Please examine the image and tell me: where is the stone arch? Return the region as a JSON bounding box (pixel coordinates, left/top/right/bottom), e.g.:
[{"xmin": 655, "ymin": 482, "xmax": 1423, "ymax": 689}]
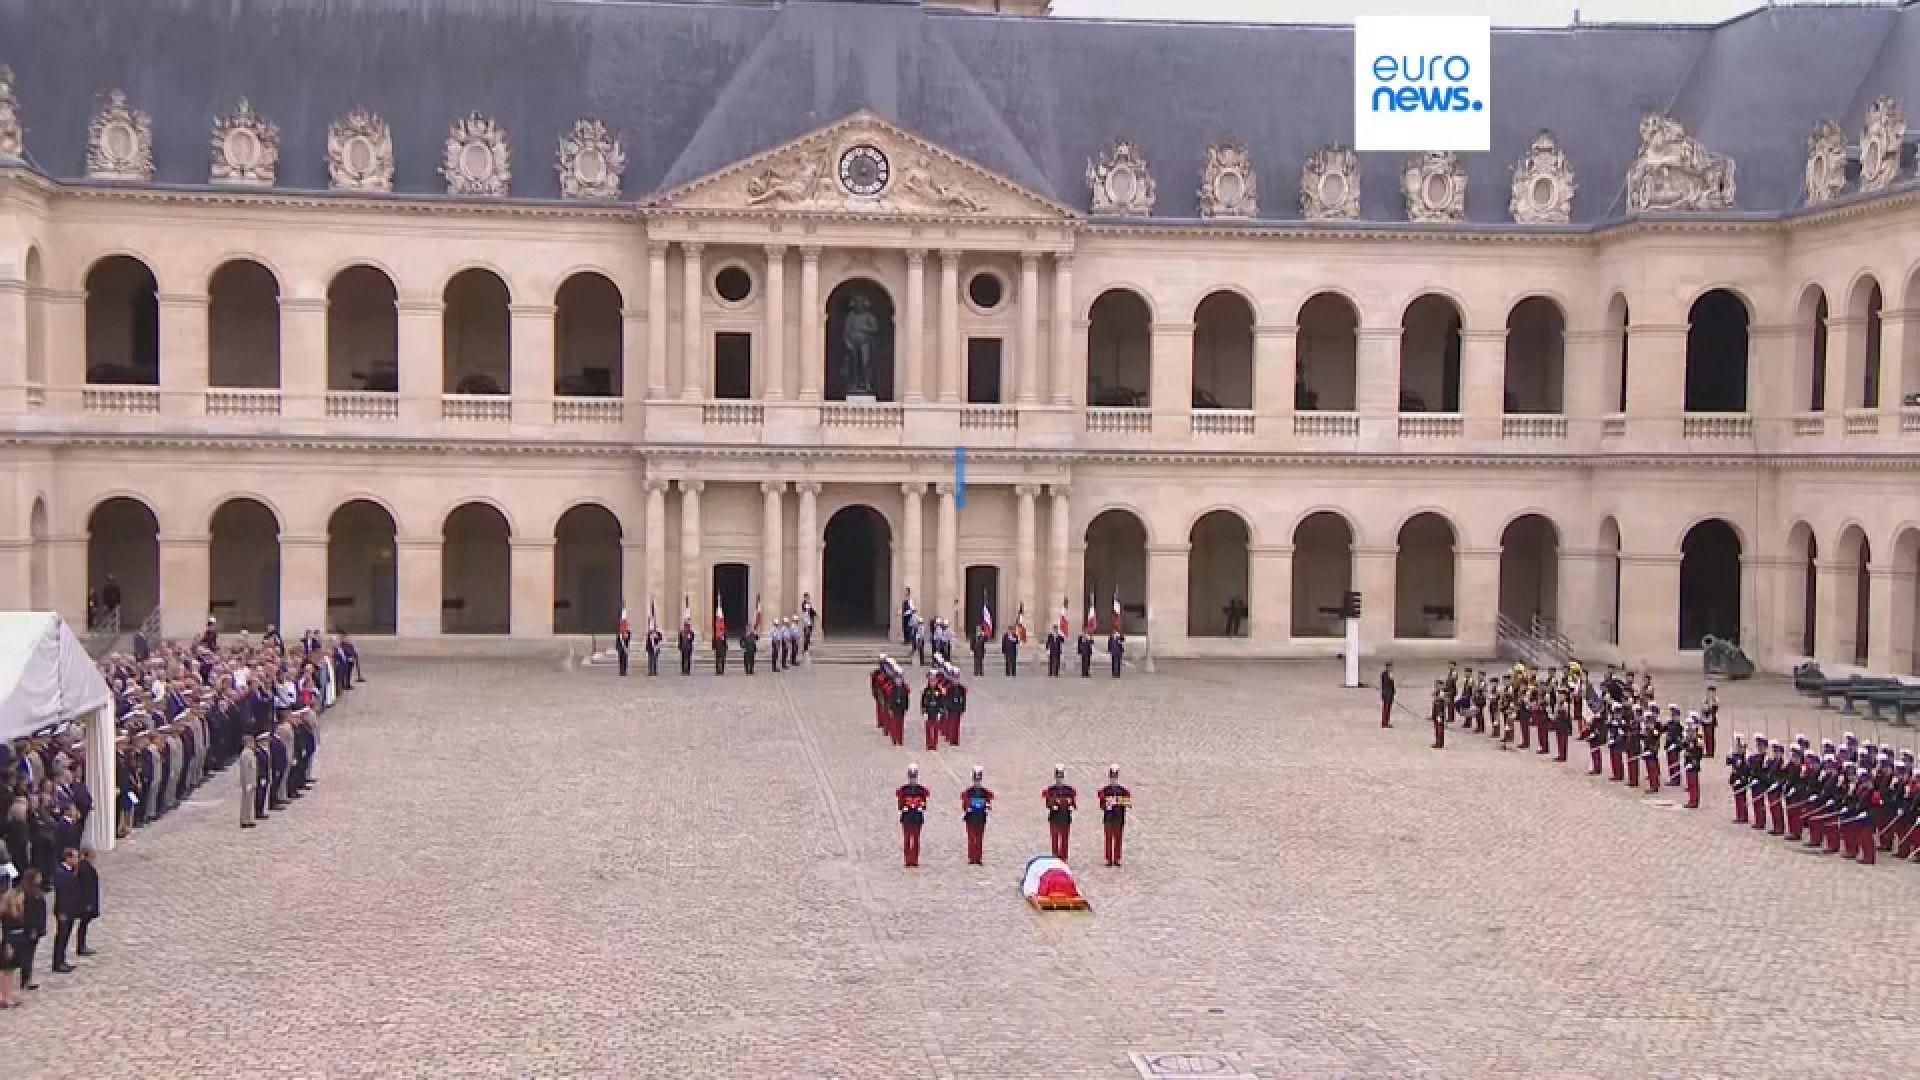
[
  {"xmin": 1785, "ymin": 520, "xmax": 1819, "ymax": 657},
  {"xmin": 1295, "ymin": 291, "xmax": 1358, "ymax": 411},
  {"xmin": 207, "ymin": 259, "xmax": 282, "ymax": 389},
  {"xmin": 1844, "ymin": 274, "xmax": 1885, "ymax": 409},
  {"xmin": 1290, "ymin": 510, "xmax": 1353, "ymax": 638},
  {"xmin": 554, "ymin": 502, "xmax": 624, "ymax": 634},
  {"xmin": 88, "ymin": 495, "xmax": 160, "ymax": 629},
  {"xmin": 85, "ymin": 255, "xmax": 160, "ymax": 385},
  {"xmin": 23, "ymin": 246, "xmax": 45, "ymax": 386},
  {"xmin": 1398, "ymin": 293, "xmax": 1463, "ymax": 413},
  {"xmin": 443, "ymin": 267, "xmax": 512, "ymax": 395},
  {"xmin": 1684, "ymin": 288, "xmax": 1751, "ymax": 412},
  {"xmin": 1083, "ymin": 507, "xmax": 1148, "ymax": 635},
  {"xmin": 327, "ymin": 499, "xmax": 398, "ymax": 634},
  {"xmin": 1191, "ymin": 290, "xmax": 1253, "ymax": 410},
  {"xmin": 1498, "ymin": 513, "xmax": 1560, "ymax": 629},
  {"xmin": 824, "ymin": 277, "xmax": 896, "ymax": 402},
  {"xmin": 443, "ymin": 501, "xmax": 512, "ymax": 633},
  {"xmin": 554, "ymin": 271, "xmax": 625, "ymax": 397},
  {"xmin": 1602, "ymin": 293, "xmax": 1630, "ymax": 414},
  {"xmin": 1395, "ymin": 511, "xmax": 1457, "ymax": 638},
  {"xmin": 1086, "ymin": 288, "xmax": 1153, "ymax": 407},
  {"xmin": 1834, "ymin": 524, "xmax": 1872, "ymax": 666},
  {"xmin": 1795, "ymin": 285, "xmax": 1830, "ymax": 412},
  {"xmin": 435, "ymin": 495, "xmax": 519, "ymax": 540},
  {"xmin": 1187, "ymin": 508, "xmax": 1251, "ymax": 637},
  {"xmin": 823, "ymin": 503, "xmax": 892, "ymax": 632},
  {"xmin": 28, "ymin": 496, "xmax": 49, "ymax": 611},
  {"xmin": 209, "ymin": 497, "xmax": 281, "ymax": 631},
  {"xmin": 1892, "ymin": 526, "xmax": 1920, "ymax": 674},
  {"xmin": 328, "ymin": 264, "xmax": 400, "ymax": 393},
  {"xmin": 1597, "ymin": 515, "xmax": 1623, "ymax": 645},
  {"xmin": 1678, "ymin": 518, "xmax": 1742, "ymax": 648},
  {"xmin": 1503, "ymin": 296, "xmax": 1565, "ymax": 413}
]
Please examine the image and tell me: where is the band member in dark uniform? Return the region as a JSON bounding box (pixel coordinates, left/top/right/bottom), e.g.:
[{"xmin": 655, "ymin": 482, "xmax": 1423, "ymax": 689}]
[
  {"xmin": 960, "ymin": 766, "xmax": 994, "ymax": 865},
  {"xmin": 1045, "ymin": 626, "xmax": 1065, "ymax": 677},
  {"xmin": 1584, "ymin": 701, "xmax": 1608, "ymax": 775},
  {"xmin": 896, "ymin": 764, "xmax": 928, "ymax": 868},
  {"xmin": 1098, "ymin": 765, "xmax": 1130, "ymax": 867},
  {"xmin": 943, "ymin": 665, "xmax": 967, "ymax": 747},
  {"xmin": 677, "ymin": 625, "xmax": 695, "ymax": 675},
  {"xmin": 886, "ymin": 667, "xmax": 909, "ymax": 748},
  {"xmin": 1077, "ymin": 632, "xmax": 1094, "ymax": 677},
  {"xmin": 1429, "ymin": 682, "xmax": 1446, "ymax": 749},
  {"xmin": 1378, "ymin": 663, "xmax": 1395, "ymax": 729},
  {"xmin": 1553, "ymin": 694, "xmax": 1572, "ymax": 762},
  {"xmin": 1683, "ymin": 731, "xmax": 1704, "ymax": 809},
  {"xmin": 1442, "ymin": 662, "xmax": 1459, "ymax": 726},
  {"xmin": 1043, "ymin": 765, "xmax": 1076, "ymax": 861}
]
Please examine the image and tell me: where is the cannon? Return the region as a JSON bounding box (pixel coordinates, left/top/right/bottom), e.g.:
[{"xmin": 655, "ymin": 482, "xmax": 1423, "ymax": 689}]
[{"xmin": 1700, "ymin": 635, "xmax": 1754, "ymax": 680}]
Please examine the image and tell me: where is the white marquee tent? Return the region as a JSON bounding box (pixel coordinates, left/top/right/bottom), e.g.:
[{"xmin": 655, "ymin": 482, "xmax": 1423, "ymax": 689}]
[{"xmin": 0, "ymin": 611, "xmax": 118, "ymax": 851}]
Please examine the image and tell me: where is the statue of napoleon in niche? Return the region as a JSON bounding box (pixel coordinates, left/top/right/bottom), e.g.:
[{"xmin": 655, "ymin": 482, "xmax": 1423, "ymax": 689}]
[{"xmin": 826, "ymin": 280, "xmax": 895, "ymax": 401}]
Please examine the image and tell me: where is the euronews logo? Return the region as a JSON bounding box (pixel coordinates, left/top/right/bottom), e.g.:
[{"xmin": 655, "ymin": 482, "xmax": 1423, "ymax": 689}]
[{"xmin": 1353, "ymin": 15, "xmax": 1490, "ymax": 153}]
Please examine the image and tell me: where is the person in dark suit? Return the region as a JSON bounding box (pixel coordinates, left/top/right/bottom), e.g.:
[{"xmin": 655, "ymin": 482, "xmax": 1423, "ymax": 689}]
[
  {"xmin": 741, "ymin": 628, "xmax": 758, "ymax": 675},
  {"xmin": 615, "ymin": 620, "xmax": 632, "ymax": 677},
  {"xmin": 713, "ymin": 629, "xmax": 729, "ymax": 676},
  {"xmin": 1107, "ymin": 631, "xmax": 1125, "ymax": 678},
  {"xmin": 1077, "ymin": 633, "xmax": 1094, "ymax": 677},
  {"xmin": 646, "ymin": 626, "xmax": 663, "ymax": 676},
  {"xmin": 1044, "ymin": 628, "xmax": 1064, "ymax": 677},
  {"xmin": 49, "ymin": 848, "xmax": 81, "ymax": 972},
  {"xmin": 1000, "ymin": 629, "xmax": 1019, "ymax": 676},
  {"xmin": 970, "ymin": 628, "xmax": 988, "ymax": 677},
  {"xmin": 73, "ymin": 849, "xmax": 100, "ymax": 957},
  {"xmin": 677, "ymin": 626, "xmax": 696, "ymax": 675}
]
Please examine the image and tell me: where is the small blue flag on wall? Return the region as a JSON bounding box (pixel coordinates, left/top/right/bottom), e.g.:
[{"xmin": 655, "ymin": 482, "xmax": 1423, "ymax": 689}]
[{"xmin": 954, "ymin": 447, "xmax": 967, "ymax": 509}]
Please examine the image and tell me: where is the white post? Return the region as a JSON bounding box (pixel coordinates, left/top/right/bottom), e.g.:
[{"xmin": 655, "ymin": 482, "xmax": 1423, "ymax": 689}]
[
  {"xmin": 84, "ymin": 704, "xmax": 117, "ymax": 853},
  {"xmin": 1344, "ymin": 616, "xmax": 1361, "ymax": 689}
]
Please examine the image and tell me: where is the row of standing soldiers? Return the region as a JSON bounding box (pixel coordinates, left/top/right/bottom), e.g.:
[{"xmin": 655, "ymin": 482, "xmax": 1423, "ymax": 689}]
[
  {"xmin": 893, "ymin": 763, "xmax": 1132, "ymax": 867},
  {"xmin": 869, "ymin": 656, "xmax": 969, "ymax": 750},
  {"xmin": 1726, "ymin": 734, "xmax": 1920, "ymax": 864}
]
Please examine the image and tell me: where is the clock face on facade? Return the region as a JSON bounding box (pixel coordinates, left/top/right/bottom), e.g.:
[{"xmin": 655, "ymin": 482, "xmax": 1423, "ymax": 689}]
[{"xmin": 838, "ymin": 144, "xmax": 890, "ymax": 196}]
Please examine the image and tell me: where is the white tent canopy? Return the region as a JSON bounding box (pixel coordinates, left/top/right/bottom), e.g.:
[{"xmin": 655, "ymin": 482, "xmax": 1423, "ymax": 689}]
[{"xmin": 0, "ymin": 612, "xmax": 119, "ymax": 851}]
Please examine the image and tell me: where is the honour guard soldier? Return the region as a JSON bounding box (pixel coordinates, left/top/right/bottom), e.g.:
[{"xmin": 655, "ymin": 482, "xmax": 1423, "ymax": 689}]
[
  {"xmin": 970, "ymin": 624, "xmax": 988, "ymax": 676},
  {"xmin": 1727, "ymin": 735, "xmax": 1749, "ymax": 823},
  {"xmin": 944, "ymin": 662, "xmax": 968, "ymax": 746},
  {"xmin": 677, "ymin": 623, "xmax": 695, "ymax": 675},
  {"xmin": 800, "ymin": 594, "xmax": 816, "ymax": 653},
  {"xmin": 1107, "ymin": 628, "xmax": 1126, "ymax": 677},
  {"xmin": 1553, "ymin": 693, "xmax": 1572, "ymax": 762},
  {"xmin": 1747, "ymin": 736, "xmax": 1773, "ymax": 832},
  {"xmin": 713, "ymin": 628, "xmax": 729, "ymax": 676},
  {"xmin": 646, "ymin": 621, "xmax": 664, "ymax": 676},
  {"xmin": 1640, "ymin": 717, "xmax": 1662, "ymax": 794},
  {"xmin": 1443, "ymin": 662, "xmax": 1459, "ymax": 726},
  {"xmin": 920, "ymin": 671, "xmax": 944, "ymax": 752},
  {"xmin": 1429, "ymin": 682, "xmax": 1447, "ymax": 749},
  {"xmin": 1045, "ymin": 625, "xmax": 1065, "ymax": 677},
  {"xmin": 1043, "ymin": 765, "xmax": 1077, "ymax": 861},
  {"xmin": 238, "ymin": 733, "xmax": 259, "ymax": 829},
  {"xmin": 871, "ymin": 658, "xmax": 891, "ymax": 733},
  {"xmin": 1765, "ymin": 742, "xmax": 1789, "ymax": 834},
  {"xmin": 1583, "ymin": 702, "xmax": 1607, "ymax": 775},
  {"xmin": 615, "ymin": 610, "xmax": 633, "ymax": 677},
  {"xmin": 960, "ymin": 766, "xmax": 994, "ymax": 865},
  {"xmin": 1663, "ymin": 706, "xmax": 1686, "ymax": 786},
  {"xmin": 886, "ymin": 666, "xmax": 909, "ymax": 747},
  {"xmin": 1378, "ymin": 663, "xmax": 1396, "ymax": 729},
  {"xmin": 1001, "ymin": 627, "xmax": 1020, "ymax": 676},
  {"xmin": 896, "ymin": 765, "xmax": 929, "ymax": 868},
  {"xmin": 1623, "ymin": 714, "xmax": 1641, "ymax": 786},
  {"xmin": 1098, "ymin": 765, "xmax": 1130, "ymax": 866},
  {"xmin": 1700, "ymin": 685, "xmax": 1720, "ymax": 756},
  {"xmin": 1077, "ymin": 630, "xmax": 1095, "ymax": 677},
  {"xmin": 1682, "ymin": 730, "xmax": 1704, "ymax": 808}
]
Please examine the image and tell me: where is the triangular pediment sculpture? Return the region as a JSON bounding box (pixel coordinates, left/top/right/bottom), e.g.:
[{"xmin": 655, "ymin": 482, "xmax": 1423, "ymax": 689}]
[{"xmin": 646, "ymin": 111, "xmax": 1076, "ymax": 220}]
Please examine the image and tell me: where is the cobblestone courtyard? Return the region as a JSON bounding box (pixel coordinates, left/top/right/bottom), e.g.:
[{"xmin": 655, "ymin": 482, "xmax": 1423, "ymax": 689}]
[{"xmin": 5, "ymin": 658, "xmax": 1917, "ymax": 1078}]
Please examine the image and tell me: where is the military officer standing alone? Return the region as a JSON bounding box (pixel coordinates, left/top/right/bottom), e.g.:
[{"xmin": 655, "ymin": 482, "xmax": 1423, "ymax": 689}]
[
  {"xmin": 741, "ymin": 624, "xmax": 758, "ymax": 674},
  {"xmin": 713, "ymin": 628, "xmax": 729, "ymax": 676},
  {"xmin": 1098, "ymin": 765, "xmax": 1130, "ymax": 867},
  {"xmin": 896, "ymin": 764, "xmax": 929, "ymax": 868},
  {"xmin": 961, "ymin": 766, "xmax": 994, "ymax": 865},
  {"xmin": 1429, "ymin": 681, "xmax": 1447, "ymax": 749},
  {"xmin": 1043, "ymin": 765, "xmax": 1077, "ymax": 861}
]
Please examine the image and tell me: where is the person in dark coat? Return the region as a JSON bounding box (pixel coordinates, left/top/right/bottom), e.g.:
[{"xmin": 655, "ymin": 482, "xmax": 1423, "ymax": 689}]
[
  {"xmin": 677, "ymin": 626, "xmax": 696, "ymax": 675},
  {"xmin": 1000, "ymin": 630, "xmax": 1019, "ymax": 676},
  {"xmin": 1077, "ymin": 632, "xmax": 1094, "ymax": 677},
  {"xmin": 1107, "ymin": 631, "xmax": 1126, "ymax": 678},
  {"xmin": 49, "ymin": 848, "xmax": 81, "ymax": 972},
  {"xmin": 970, "ymin": 628, "xmax": 988, "ymax": 677}
]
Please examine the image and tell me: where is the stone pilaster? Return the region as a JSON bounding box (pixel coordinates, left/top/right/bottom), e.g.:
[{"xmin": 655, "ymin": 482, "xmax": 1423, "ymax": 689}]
[
  {"xmin": 158, "ymin": 293, "xmax": 209, "ymax": 419},
  {"xmin": 278, "ymin": 533, "xmax": 328, "ymax": 635},
  {"xmin": 1017, "ymin": 253, "xmax": 1041, "ymax": 404},
  {"xmin": 761, "ymin": 481, "xmax": 786, "ymax": 614},
  {"xmin": 158, "ymin": 532, "xmax": 211, "ymax": 639},
  {"xmin": 900, "ymin": 482, "xmax": 924, "ymax": 619},
  {"xmin": 510, "ymin": 537, "xmax": 556, "ymax": 637},
  {"xmin": 1015, "ymin": 483, "xmax": 1038, "ymax": 628},
  {"xmin": 762, "ymin": 245, "xmax": 787, "ymax": 400},
  {"xmin": 1248, "ymin": 543, "xmax": 1291, "ymax": 643},
  {"xmin": 645, "ymin": 240, "xmax": 669, "ymax": 399},
  {"xmin": 679, "ymin": 242, "xmax": 705, "ymax": 399},
  {"xmin": 397, "ymin": 537, "xmax": 443, "ymax": 637}
]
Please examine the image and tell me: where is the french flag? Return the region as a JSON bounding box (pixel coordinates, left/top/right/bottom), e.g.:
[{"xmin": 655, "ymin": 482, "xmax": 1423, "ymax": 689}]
[
  {"xmin": 618, "ymin": 606, "xmax": 630, "ymax": 639},
  {"xmin": 980, "ymin": 597, "xmax": 994, "ymax": 639},
  {"xmin": 1084, "ymin": 594, "xmax": 1098, "ymax": 636},
  {"xmin": 681, "ymin": 597, "xmax": 693, "ymax": 636},
  {"xmin": 647, "ymin": 600, "xmax": 658, "ymax": 637},
  {"xmin": 714, "ymin": 595, "xmax": 727, "ymax": 640},
  {"xmin": 1111, "ymin": 589, "xmax": 1123, "ymax": 634},
  {"xmin": 1057, "ymin": 598, "xmax": 1070, "ymax": 639}
]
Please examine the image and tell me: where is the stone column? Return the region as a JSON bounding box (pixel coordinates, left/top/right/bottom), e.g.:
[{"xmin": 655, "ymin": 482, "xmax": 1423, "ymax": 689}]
[
  {"xmin": 157, "ymin": 533, "xmax": 211, "ymax": 640},
  {"xmin": 762, "ymin": 245, "xmax": 787, "ymax": 400},
  {"xmin": 510, "ymin": 303, "xmax": 556, "ymax": 423},
  {"xmin": 901, "ymin": 483, "xmax": 924, "ymax": 619},
  {"xmin": 1145, "ymin": 542, "xmax": 1189, "ymax": 657},
  {"xmin": 622, "ymin": 539, "xmax": 647, "ymax": 623},
  {"xmin": 903, "ymin": 249, "xmax": 927, "ymax": 403},
  {"xmin": 796, "ymin": 482, "xmax": 820, "ymax": 610},
  {"xmin": 1618, "ymin": 552, "xmax": 1681, "ymax": 665},
  {"xmin": 279, "ymin": 296, "xmax": 327, "ymax": 420},
  {"xmin": 159, "ymin": 293, "xmax": 210, "ymax": 419},
  {"xmin": 643, "ymin": 478, "xmax": 668, "ymax": 614},
  {"xmin": 679, "ymin": 479, "xmax": 705, "ymax": 620},
  {"xmin": 278, "ymin": 534, "xmax": 329, "ymax": 636},
  {"xmin": 510, "ymin": 538, "xmax": 556, "ymax": 637},
  {"xmin": 1556, "ymin": 546, "xmax": 1601, "ymax": 653},
  {"xmin": 397, "ymin": 537, "xmax": 443, "ymax": 637},
  {"xmin": 935, "ymin": 482, "xmax": 957, "ymax": 623},
  {"xmin": 1353, "ymin": 545, "xmax": 1397, "ymax": 650},
  {"xmin": 1813, "ymin": 558, "xmax": 1856, "ymax": 667},
  {"xmin": 1461, "ymin": 329, "xmax": 1506, "ymax": 441},
  {"xmin": 1253, "ymin": 324, "xmax": 1296, "ymax": 431},
  {"xmin": 1877, "ymin": 309, "xmax": 1909, "ymax": 414},
  {"xmin": 621, "ymin": 307, "xmax": 647, "ymax": 411},
  {"xmin": 1561, "ymin": 329, "xmax": 1607, "ymax": 451},
  {"xmin": 938, "ymin": 250, "xmax": 961, "ymax": 403},
  {"xmin": 1871, "ymin": 562, "xmax": 1915, "ymax": 674},
  {"xmin": 1048, "ymin": 486, "xmax": 1071, "ymax": 621},
  {"xmin": 1018, "ymin": 253, "xmax": 1041, "ymax": 404},
  {"xmin": 1050, "ymin": 255, "xmax": 1074, "ymax": 405},
  {"xmin": 679, "ymin": 242, "xmax": 705, "ymax": 399},
  {"xmin": 48, "ymin": 537, "xmax": 86, "ymax": 629},
  {"xmin": 1455, "ymin": 547, "xmax": 1502, "ymax": 655},
  {"xmin": 0, "ymin": 275, "xmax": 24, "ymax": 413},
  {"xmin": 1248, "ymin": 544, "xmax": 1292, "ymax": 645},
  {"xmin": 1150, "ymin": 322, "xmax": 1191, "ymax": 431},
  {"xmin": 397, "ymin": 296, "xmax": 442, "ymax": 425},
  {"xmin": 1015, "ymin": 484, "xmax": 1038, "ymax": 627},
  {"xmin": 1625, "ymin": 323, "xmax": 1687, "ymax": 445},
  {"xmin": 645, "ymin": 240, "xmax": 669, "ymax": 399},
  {"xmin": 1355, "ymin": 327, "xmax": 1401, "ymax": 448},
  {"xmin": 798, "ymin": 247, "xmax": 823, "ymax": 401},
  {"xmin": 761, "ymin": 481, "xmax": 786, "ymax": 613}
]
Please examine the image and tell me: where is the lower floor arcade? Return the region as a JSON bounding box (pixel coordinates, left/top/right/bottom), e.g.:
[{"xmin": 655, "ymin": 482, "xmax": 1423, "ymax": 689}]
[{"xmin": 3, "ymin": 448, "xmax": 1916, "ymax": 673}]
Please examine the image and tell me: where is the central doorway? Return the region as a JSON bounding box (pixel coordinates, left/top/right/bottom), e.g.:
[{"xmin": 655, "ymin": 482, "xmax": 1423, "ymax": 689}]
[
  {"xmin": 964, "ymin": 565, "xmax": 1001, "ymax": 637},
  {"xmin": 713, "ymin": 563, "xmax": 750, "ymax": 640},
  {"xmin": 823, "ymin": 504, "xmax": 891, "ymax": 634}
]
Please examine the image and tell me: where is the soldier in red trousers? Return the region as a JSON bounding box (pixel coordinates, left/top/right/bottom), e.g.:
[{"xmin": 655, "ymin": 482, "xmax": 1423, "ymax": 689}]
[
  {"xmin": 1098, "ymin": 765, "xmax": 1130, "ymax": 867},
  {"xmin": 1043, "ymin": 765, "xmax": 1077, "ymax": 860},
  {"xmin": 960, "ymin": 766, "xmax": 994, "ymax": 865},
  {"xmin": 896, "ymin": 764, "xmax": 928, "ymax": 868},
  {"xmin": 871, "ymin": 657, "xmax": 890, "ymax": 733},
  {"xmin": 1682, "ymin": 730, "xmax": 1704, "ymax": 809}
]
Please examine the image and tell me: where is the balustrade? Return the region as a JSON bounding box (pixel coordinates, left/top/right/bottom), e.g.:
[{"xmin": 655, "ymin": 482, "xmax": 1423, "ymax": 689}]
[
  {"xmin": 822, "ymin": 402, "xmax": 905, "ymax": 428},
  {"xmin": 1398, "ymin": 413, "xmax": 1463, "ymax": 438},
  {"xmin": 958, "ymin": 405, "xmax": 1017, "ymax": 431},
  {"xmin": 442, "ymin": 394, "xmax": 511, "ymax": 422},
  {"xmin": 1292, "ymin": 411, "xmax": 1359, "ymax": 437},
  {"xmin": 1844, "ymin": 409, "xmax": 1881, "ymax": 436},
  {"xmin": 82, "ymin": 386, "xmax": 161, "ymax": 415},
  {"xmin": 325, "ymin": 391, "xmax": 398, "ymax": 420},
  {"xmin": 702, "ymin": 401, "xmax": 765, "ymax": 426},
  {"xmin": 553, "ymin": 397, "xmax": 623, "ymax": 425},
  {"xmin": 204, "ymin": 388, "xmax": 282, "ymax": 417},
  {"xmin": 1191, "ymin": 409, "xmax": 1255, "ymax": 435},
  {"xmin": 1499, "ymin": 414, "xmax": 1566, "ymax": 440},
  {"xmin": 1084, "ymin": 406, "xmax": 1151, "ymax": 434},
  {"xmin": 1680, "ymin": 413, "xmax": 1753, "ymax": 439},
  {"xmin": 1790, "ymin": 413, "xmax": 1824, "ymax": 437}
]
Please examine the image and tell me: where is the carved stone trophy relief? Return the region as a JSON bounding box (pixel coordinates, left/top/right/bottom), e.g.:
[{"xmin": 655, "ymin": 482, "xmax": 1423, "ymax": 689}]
[
  {"xmin": 87, "ymin": 90, "xmax": 154, "ymax": 181},
  {"xmin": 327, "ymin": 106, "xmax": 394, "ymax": 193},
  {"xmin": 1198, "ymin": 141, "xmax": 1257, "ymax": 219},
  {"xmin": 442, "ymin": 112, "xmax": 510, "ymax": 197},
  {"xmin": 1509, "ymin": 131, "xmax": 1574, "ymax": 225},
  {"xmin": 1402, "ymin": 151, "xmax": 1466, "ymax": 223},
  {"xmin": 1803, "ymin": 119, "xmax": 1847, "ymax": 207},
  {"xmin": 556, "ymin": 117, "xmax": 625, "ymax": 199},
  {"xmin": 0, "ymin": 66, "xmax": 22, "ymax": 159},
  {"xmin": 210, "ymin": 99, "xmax": 280, "ymax": 187},
  {"xmin": 1086, "ymin": 138, "xmax": 1155, "ymax": 216},
  {"xmin": 1626, "ymin": 113, "xmax": 1735, "ymax": 212},
  {"xmin": 1300, "ymin": 144, "xmax": 1359, "ymax": 220},
  {"xmin": 1859, "ymin": 96, "xmax": 1906, "ymax": 194}
]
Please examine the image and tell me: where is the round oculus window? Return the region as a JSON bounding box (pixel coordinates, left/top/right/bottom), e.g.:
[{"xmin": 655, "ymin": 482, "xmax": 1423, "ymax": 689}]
[
  {"xmin": 966, "ymin": 272, "xmax": 1004, "ymax": 311},
  {"xmin": 714, "ymin": 265, "xmax": 753, "ymax": 304}
]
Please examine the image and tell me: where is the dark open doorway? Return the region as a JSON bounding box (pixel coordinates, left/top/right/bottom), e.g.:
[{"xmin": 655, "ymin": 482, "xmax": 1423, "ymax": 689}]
[
  {"xmin": 713, "ymin": 562, "xmax": 750, "ymax": 640},
  {"xmin": 823, "ymin": 505, "xmax": 890, "ymax": 633},
  {"xmin": 964, "ymin": 565, "xmax": 1001, "ymax": 637}
]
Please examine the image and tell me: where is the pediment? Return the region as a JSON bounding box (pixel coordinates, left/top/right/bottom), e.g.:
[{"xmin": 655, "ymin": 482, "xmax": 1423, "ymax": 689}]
[{"xmin": 645, "ymin": 111, "xmax": 1076, "ymax": 221}]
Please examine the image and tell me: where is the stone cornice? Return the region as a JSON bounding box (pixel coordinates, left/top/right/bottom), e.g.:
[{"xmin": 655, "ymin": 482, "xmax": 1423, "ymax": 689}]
[{"xmin": 45, "ymin": 178, "xmax": 636, "ymax": 222}]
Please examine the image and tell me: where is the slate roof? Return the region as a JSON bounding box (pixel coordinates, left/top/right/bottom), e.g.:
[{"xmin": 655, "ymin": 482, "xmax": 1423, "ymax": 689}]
[{"xmin": 0, "ymin": 0, "xmax": 1910, "ymax": 223}]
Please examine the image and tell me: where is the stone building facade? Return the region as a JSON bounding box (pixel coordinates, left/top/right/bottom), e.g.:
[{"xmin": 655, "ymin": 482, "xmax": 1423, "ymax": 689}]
[{"xmin": 1, "ymin": 0, "xmax": 1918, "ymax": 670}]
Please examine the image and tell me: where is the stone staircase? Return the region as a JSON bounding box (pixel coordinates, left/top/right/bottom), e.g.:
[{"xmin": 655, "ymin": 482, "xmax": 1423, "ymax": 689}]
[{"xmin": 1495, "ymin": 613, "xmax": 1573, "ymax": 669}]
